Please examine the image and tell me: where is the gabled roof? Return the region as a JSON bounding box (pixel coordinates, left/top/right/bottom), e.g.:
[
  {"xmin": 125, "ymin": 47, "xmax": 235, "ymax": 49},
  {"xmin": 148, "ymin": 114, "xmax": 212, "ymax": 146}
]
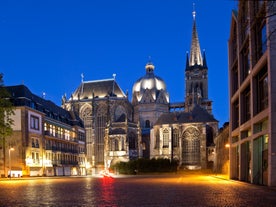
[
  {"xmin": 155, "ymin": 105, "xmax": 217, "ymax": 125},
  {"xmin": 71, "ymin": 79, "xmax": 126, "ymax": 100}
]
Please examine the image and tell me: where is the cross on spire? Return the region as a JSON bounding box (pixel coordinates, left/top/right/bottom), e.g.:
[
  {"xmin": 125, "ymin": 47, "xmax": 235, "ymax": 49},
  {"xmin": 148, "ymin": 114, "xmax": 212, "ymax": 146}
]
[{"xmin": 192, "ymin": 3, "xmax": 196, "ymax": 20}]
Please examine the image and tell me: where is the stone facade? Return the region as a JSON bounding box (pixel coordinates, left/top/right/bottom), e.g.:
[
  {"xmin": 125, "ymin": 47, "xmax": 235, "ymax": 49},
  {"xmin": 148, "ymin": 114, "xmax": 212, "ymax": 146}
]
[
  {"xmin": 62, "ymin": 79, "xmax": 142, "ymax": 174},
  {"xmin": 148, "ymin": 10, "xmax": 218, "ymax": 169},
  {"xmin": 61, "ymin": 9, "xmax": 219, "ymax": 173},
  {"xmin": 1, "ymin": 85, "xmax": 86, "ymax": 177}
]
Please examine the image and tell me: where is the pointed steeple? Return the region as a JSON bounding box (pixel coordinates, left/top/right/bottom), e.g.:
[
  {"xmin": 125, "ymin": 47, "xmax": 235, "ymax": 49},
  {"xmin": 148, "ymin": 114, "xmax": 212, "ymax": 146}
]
[{"xmin": 189, "ymin": 6, "xmax": 203, "ymax": 66}]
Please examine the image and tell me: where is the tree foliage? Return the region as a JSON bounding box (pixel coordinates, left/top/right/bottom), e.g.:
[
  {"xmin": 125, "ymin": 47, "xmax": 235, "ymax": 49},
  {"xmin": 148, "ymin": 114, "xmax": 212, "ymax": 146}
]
[
  {"xmin": 0, "ymin": 73, "xmax": 14, "ymax": 146},
  {"xmin": 111, "ymin": 158, "xmax": 178, "ymax": 174}
]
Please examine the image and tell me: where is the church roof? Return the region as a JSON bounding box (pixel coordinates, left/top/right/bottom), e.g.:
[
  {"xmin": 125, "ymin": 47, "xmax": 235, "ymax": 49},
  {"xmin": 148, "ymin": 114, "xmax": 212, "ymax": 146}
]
[
  {"xmin": 155, "ymin": 105, "xmax": 217, "ymax": 125},
  {"xmin": 71, "ymin": 79, "xmax": 126, "ymax": 100},
  {"xmin": 132, "ymin": 61, "xmax": 169, "ymax": 104}
]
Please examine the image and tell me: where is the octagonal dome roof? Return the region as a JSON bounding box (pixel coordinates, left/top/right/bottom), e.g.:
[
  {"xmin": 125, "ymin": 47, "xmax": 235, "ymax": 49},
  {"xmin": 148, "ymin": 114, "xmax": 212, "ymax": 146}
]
[{"xmin": 132, "ymin": 62, "xmax": 169, "ymax": 103}]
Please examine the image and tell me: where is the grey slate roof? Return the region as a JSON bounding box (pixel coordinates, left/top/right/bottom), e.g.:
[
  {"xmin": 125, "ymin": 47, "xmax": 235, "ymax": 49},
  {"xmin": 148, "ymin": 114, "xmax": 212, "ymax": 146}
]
[
  {"xmin": 71, "ymin": 79, "xmax": 126, "ymax": 100},
  {"xmin": 155, "ymin": 105, "xmax": 217, "ymax": 125},
  {"xmin": 5, "ymin": 85, "xmax": 83, "ymax": 127}
]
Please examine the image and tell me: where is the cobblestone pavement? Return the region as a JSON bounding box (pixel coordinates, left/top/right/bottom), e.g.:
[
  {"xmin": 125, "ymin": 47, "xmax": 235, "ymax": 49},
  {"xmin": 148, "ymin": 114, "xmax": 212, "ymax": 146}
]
[{"xmin": 0, "ymin": 173, "xmax": 275, "ymax": 207}]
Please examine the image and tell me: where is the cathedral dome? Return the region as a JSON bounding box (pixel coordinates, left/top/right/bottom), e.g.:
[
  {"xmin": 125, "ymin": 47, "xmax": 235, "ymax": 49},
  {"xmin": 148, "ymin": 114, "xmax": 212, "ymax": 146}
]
[{"xmin": 132, "ymin": 62, "xmax": 169, "ymax": 103}]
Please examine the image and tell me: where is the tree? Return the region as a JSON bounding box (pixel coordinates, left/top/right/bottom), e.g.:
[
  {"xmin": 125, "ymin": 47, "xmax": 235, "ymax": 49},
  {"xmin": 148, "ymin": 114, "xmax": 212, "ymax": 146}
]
[
  {"xmin": 0, "ymin": 73, "xmax": 14, "ymax": 141},
  {"xmin": 0, "ymin": 73, "xmax": 14, "ymax": 177}
]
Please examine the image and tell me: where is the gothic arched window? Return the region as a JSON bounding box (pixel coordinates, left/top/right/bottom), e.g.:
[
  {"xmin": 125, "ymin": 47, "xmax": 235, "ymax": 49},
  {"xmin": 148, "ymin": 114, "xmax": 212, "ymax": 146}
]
[
  {"xmin": 114, "ymin": 105, "xmax": 126, "ymax": 121},
  {"xmin": 182, "ymin": 127, "xmax": 200, "ymax": 166},
  {"xmin": 110, "ymin": 138, "xmax": 119, "ymax": 151},
  {"xmin": 128, "ymin": 133, "xmax": 136, "ymax": 150},
  {"xmin": 163, "ymin": 128, "xmax": 169, "ymax": 148},
  {"xmin": 155, "ymin": 129, "xmax": 160, "ymax": 149},
  {"xmin": 173, "ymin": 128, "xmax": 179, "ymax": 147}
]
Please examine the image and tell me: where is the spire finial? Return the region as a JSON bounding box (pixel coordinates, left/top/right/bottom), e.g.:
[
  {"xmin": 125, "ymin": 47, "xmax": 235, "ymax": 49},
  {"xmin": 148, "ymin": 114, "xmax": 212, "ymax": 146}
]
[
  {"xmin": 145, "ymin": 56, "xmax": 155, "ymax": 73},
  {"xmin": 148, "ymin": 55, "xmax": 152, "ymax": 64},
  {"xmin": 112, "ymin": 73, "xmax": 116, "ymax": 96},
  {"xmin": 192, "ymin": 3, "xmax": 196, "ymax": 20},
  {"xmin": 81, "ymin": 73, "xmax": 84, "ymax": 82},
  {"xmin": 189, "ymin": 3, "xmax": 203, "ymax": 67}
]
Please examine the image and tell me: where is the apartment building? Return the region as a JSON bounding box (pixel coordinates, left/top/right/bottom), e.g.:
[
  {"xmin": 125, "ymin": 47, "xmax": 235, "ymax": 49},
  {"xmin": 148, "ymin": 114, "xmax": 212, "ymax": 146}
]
[{"xmin": 1, "ymin": 85, "xmax": 86, "ymax": 177}]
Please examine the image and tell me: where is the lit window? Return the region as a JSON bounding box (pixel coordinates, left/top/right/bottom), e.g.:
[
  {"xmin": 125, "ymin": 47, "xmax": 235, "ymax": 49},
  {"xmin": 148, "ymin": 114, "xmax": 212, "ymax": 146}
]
[
  {"xmin": 155, "ymin": 130, "xmax": 160, "ymax": 149},
  {"xmin": 173, "ymin": 128, "xmax": 179, "ymax": 147},
  {"xmin": 182, "ymin": 127, "xmax": 200, "ymax": 165},
  {"xmin": 163, "ymin": 129, "xmax": 169, "ymax": 148}
]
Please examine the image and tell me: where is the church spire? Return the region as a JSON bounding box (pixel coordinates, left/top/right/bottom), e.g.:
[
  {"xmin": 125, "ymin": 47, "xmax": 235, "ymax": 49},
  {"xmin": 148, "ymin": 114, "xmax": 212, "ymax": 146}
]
[{"xmin": 189, "ymin": 5, "xmax": 203, "ymax": 66}]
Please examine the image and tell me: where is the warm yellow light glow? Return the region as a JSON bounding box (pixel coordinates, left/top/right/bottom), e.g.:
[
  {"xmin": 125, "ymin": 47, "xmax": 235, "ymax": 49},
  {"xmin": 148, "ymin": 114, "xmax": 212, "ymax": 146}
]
[
  {"xmin": 86, "ymin": 162, "xmax": 91, "ymax": 169},
  {"xmin": 44, "ymin": 159, "xmax": 53, "ymax": 167},
  {"xmin": 225, "ymin": 143, "xmax": 230, "ymax": 148},
  {"xmin": 26, "ymin": 157, "xmax": 33, "ymax": 165}
]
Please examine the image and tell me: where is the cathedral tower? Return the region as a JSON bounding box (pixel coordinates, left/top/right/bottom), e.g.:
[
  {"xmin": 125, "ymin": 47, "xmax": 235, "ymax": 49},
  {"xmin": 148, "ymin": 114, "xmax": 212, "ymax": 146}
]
[
  {"xmin": 185, "ymin": 9, "xmax": 212, "ymax": 113},
  {"xmin": 132, "ymin": 61, "xmax": 169, "ymax": 128}
]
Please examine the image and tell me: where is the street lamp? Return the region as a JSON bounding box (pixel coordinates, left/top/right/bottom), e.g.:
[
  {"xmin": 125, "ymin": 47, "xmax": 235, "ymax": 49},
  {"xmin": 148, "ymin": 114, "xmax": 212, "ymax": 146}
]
[{"xmin": 9, "ymin": 147, "xmax": 14, "ymax": 179}]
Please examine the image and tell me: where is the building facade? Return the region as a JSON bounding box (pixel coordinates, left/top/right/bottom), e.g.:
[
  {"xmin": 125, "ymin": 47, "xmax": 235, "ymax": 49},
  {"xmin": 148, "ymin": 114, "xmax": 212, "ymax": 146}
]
[
  {"xmin": 214, "ymin": 122, "xmax": 230, "ymax": 176},
  {"xmin": 145, "ymin": 10, "xmax": 218, "ymax": 170},
  {"xmin": 151, "ymin": 106, "xmax": 218, "ymax": 170},
  {"xmin": 62, "ymin": 79, "xmax": 142, "ymax": 174},
  {"xmin": 228, "ymin": 0, "xmax": 276, "ymax": 186},
  {"xmin": 132, "ymin": 61, "xmax": 170, "ymax": 159},
  {"xmin": 1, "ymin": 85, "xmax": 86, "ymax": 177},
  {"xmin": 62, "ymin": 9, "xmax": 219, "ymax": 172}
]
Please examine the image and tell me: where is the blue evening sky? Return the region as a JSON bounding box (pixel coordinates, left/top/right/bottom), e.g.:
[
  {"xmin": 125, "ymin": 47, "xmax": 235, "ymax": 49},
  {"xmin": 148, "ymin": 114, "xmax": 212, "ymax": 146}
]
[{"xmin": 0, "ymin": 0, "xmax": 237, "ymax": 127}]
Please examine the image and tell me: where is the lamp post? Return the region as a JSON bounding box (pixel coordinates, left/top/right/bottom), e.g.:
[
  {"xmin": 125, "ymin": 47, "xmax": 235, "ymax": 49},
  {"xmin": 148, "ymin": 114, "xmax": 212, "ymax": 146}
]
[{"xmin": 8, "ymin": 147, "xmax": 14, "ymax": 179}]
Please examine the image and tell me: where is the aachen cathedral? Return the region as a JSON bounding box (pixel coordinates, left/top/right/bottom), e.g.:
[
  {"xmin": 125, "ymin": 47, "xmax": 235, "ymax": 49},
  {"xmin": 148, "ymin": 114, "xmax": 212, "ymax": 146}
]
[{"xmin": 61, "ymin": 10, "xmax": 218, "ymax": 174}]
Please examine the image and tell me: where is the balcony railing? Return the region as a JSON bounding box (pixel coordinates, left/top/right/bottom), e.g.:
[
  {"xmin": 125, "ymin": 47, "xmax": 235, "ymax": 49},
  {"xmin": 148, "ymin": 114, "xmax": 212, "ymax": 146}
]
[
  {"xmin": 52, "ymin": 160, "xmax": 78, "ymax": 166},
  {"xmin": 45, "ymin": 146, "xmax": 78, "ymax": 154},
  {"xmin": 44, "ymin": 131, "xmax": 78, "ymax": 143}
]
